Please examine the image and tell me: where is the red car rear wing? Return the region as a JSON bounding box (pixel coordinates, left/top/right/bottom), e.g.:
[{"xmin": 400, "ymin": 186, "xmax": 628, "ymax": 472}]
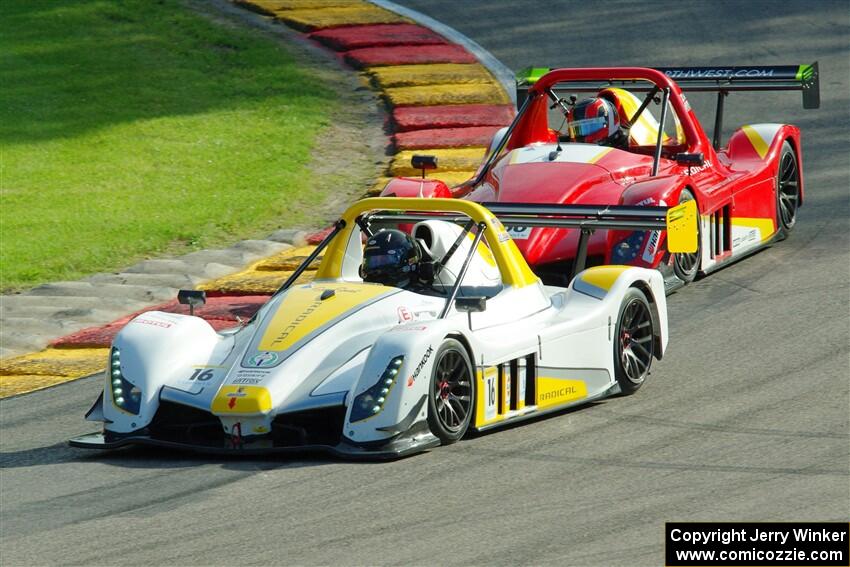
[{"xmin": 516, "ymin": 64, "xmax": 819, "ymax": 149}]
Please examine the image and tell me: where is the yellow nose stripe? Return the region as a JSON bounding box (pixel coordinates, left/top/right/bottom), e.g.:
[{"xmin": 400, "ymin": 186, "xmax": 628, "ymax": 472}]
[{"xmin": 258, "ymin": 283, "xmax": 392, "ymax": 352}]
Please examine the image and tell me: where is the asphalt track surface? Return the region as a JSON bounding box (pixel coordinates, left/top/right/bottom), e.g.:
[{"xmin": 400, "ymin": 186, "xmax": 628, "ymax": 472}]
[{"xmin": 2, "ymin": 2, "xmax": 848, "ymax": 565}]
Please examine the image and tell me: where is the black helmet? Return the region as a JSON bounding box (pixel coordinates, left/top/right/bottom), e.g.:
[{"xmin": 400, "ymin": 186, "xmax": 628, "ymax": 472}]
[{"xmin": 361, "ymin": 229, "xmax": 421, "ymax": 286}]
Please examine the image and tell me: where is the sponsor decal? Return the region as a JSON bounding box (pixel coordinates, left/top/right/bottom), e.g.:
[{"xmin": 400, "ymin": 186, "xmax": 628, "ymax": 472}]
[
  {"xmin": 680, "ymin": 159, "xmax": 712, "ymax": 175},
  {"xmin": 248, "ymin": 351, "xmax": 279, "ymax": 368},
  {"xmin": 539, "ymin": 385, "xmax": 577, "ymax": 402},
  {"xmin": 268, "ymin": 300, "xmax": 323, "ymax": 349},
  {"xmin": 231, "ymin": 369, "xmax": 269, "ymax": 385},
  {"xmin": 234, "ymin": 369, "xmax": 269, "ymax": 379},
  {"xmin": 536, "ymin": 377, "xmax": 587, "ymax": 407},
  {"xmin": 226, "ymin": 387, "xmax": 248, "ymax": 409},
  {"xmin": 132, "ymin": 318, "xmax": 172, "ymax": 329},
  {"xmin": 396, "ymin": 325, "xmax": 428, "ymax": 332},
  {"xmin": 252, "ymin": 425, "xmax": 269, "ymax": 434},
  {"xmin": 397, "ymin": 306, "xmax": 413, "ymax": 323},
  {"xmin": 664, "ymin": 68, "xmax": 775, "ymax": 79},
  {"xmin": 732, "ymin": 229, "xmax": 759, "ymax": 248},
  {"xmin": 407, "ymin": 345, "xmax": 433, "ymax": 387},
  {"xmin": 642, "ymin": 230, "xmax": 661, "ymax": 263},
  {"xmin": 489, "ymin": 219, "xmax": 510, "ymax": 242},
  {"xmin": 506, "ymin": 226, "xmax": 532, "ymax": 240},
  {"xmin": 634, "ymin": 197, "xmax": 656, "ymax": 207}
]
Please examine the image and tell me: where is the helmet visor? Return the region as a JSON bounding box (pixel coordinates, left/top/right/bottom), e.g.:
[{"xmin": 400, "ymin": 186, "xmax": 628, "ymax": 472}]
[
  {"xmin": 568, "ymin": 116, "xmax": 607, "ymax": 137},
  {"xmin": 363, "ymin": 253, "xmax": 403, "ymax": 270}
]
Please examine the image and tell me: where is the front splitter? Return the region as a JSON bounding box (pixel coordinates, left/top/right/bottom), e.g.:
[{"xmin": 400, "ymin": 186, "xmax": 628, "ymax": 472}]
[{"xmin": 69, "ymin": 431, "xmax": 440, "ymax": 461}]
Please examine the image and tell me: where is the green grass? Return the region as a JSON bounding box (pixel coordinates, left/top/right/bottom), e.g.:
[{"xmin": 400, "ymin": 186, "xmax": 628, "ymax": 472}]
[{"xmin": 0, "ymin": 0, "xmax": 337, "ymax": 291}]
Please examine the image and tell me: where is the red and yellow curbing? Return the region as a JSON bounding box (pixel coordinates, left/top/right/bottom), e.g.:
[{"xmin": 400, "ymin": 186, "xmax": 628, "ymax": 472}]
[
  {"xmin": 273, "ymin": 5, "xmax": 410, "ymax": 32},
  {"xmin": 0, "ymin": 348, "xmax": 109, "ymax": 399},
  {"xmin": 310, "ymin": 23, "xmax": 447, "ymax": 50}
]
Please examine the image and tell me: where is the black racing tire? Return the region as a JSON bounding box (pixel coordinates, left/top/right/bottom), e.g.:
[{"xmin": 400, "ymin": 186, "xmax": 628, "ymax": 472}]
[
  {"xmin": 614, "ymin": 288, "xmax": 655, "ymax": 395},
  {"xmin": 426, "ymin": 338, "xmax": 474, "ymax": 445},
  {"xmin": 775, "ymin": 141, "xmax": 800, "ymax": 238},
  {"xmin": 672, "ymin": 188, "xmax": 700, "ymax": 283}
]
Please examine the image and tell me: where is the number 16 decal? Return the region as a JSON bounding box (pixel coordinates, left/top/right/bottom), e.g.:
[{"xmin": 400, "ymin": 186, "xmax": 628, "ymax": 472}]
[
  {"xmin": 188, "ymin": 368, "xmax": 215, "ymax": 381},
  {"xmin": 484, "ymin": 368, "xmax": 497, "ymax": 420}
]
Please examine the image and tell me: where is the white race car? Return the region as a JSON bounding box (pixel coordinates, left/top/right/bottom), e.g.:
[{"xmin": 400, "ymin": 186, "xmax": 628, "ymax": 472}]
[{"xmin": 71, "ymin": 197, "xmax": 696, "ymax": 458}]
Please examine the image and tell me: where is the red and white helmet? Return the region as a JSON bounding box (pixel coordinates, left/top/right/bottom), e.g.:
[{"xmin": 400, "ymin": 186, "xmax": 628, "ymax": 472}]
[{"xmin": 566, "ymin": 97, "xmax": 620, "ymax": 144}]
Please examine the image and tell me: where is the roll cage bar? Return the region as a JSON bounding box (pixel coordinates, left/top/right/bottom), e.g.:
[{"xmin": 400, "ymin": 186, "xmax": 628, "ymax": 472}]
[{"xmin": 272, "ymin": 198, "xmax": 697, "ymax": 314}]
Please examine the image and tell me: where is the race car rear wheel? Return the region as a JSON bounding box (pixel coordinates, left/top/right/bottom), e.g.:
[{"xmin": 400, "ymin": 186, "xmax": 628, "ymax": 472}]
[
  {"xmin": 672, "ymin": 189, "xmax": 700, "ymax": 283},
  {"xmin": 614, "ymin": 288, "xmax": 654, "ymax": 395},
  {"xmin": 427, "ymin": 338, "xmax": 474, "ymax": 444},
  {"xmin": 776, "ymin": 141, "xmax": 799, "ymax": 236}
]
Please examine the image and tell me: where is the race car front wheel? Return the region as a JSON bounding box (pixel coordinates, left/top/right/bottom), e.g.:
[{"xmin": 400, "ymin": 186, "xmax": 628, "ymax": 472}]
[
  {"xmin": 672, "ymin": 189, "xmax": 700, "ymax": 283},
  {"xmin": 427, "ymin": 338, "xmax": 474, "ymax": 444},
  {"xmin": 614, "ymin": 288, "xmax": 654, "ymax": 395},
  {"xmin": 776, "ymin": 141, "xmax": 799, "ymax": 236}
]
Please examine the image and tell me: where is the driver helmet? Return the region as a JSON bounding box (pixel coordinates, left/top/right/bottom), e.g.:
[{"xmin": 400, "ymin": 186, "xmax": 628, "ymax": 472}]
[
  {"xmin": 361, "ymin": 229, "xmax": 421, "ymax": 287},
  {"xmin": 566, "ymin": 97, "xmax": 620, "ymax": 144}
]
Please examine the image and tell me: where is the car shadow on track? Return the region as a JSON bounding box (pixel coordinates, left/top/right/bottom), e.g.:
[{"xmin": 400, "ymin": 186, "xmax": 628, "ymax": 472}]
[{"xmin": 0, "ymin": 442, "xmax": 348, "ymax": 471}]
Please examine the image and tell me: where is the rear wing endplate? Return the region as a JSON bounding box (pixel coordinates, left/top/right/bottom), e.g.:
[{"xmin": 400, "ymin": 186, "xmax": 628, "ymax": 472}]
[{"xmin": 516, "ymin": 63, "xmax": 820, "ymax": 109}]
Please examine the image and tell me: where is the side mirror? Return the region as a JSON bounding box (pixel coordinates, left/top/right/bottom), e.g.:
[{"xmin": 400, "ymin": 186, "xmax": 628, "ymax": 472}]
[
  {"xmin": 675, "ymin": 152, "xmax": 705, "ymax": 166},
  {"xmin": 411, "ymin": 154, "xmax": 438, "ymax": 179},
  {"xmin": 177, "ymin": 289, "xmax": 206, "ymax": 316},
  {"xmin": 455, "ymin": 296, "xmax": 487, "ymax": 313}
]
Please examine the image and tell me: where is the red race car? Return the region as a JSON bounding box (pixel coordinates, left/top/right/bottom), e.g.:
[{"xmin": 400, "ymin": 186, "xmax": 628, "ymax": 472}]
[{"xmin": 382, "ymin": 64, "xmax": 819, "ymax": 290}]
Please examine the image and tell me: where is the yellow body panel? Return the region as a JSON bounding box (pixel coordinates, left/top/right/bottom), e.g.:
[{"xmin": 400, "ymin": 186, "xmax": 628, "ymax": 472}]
[
  {"xmin": 579, "ymin": 265, "xmax": 631, "ymax": 292},
  {"xmin": 536, "ymin": 377, "xmax": 587, "ymax": 409},
  {"xmin": 258, "ymin": 282, "xmax": 392, "ymax": 351},
  {"xmin": 732, "ymin": 217, "xmax": 776, "ymax": 243},
  {"xmin": 212, "ymin": 385, "xmax": 272, "ymax": 415}
]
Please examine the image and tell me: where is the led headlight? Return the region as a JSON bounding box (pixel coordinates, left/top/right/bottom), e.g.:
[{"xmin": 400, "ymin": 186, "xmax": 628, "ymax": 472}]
[
  {"xmin": 109, "ymin": 347, "xmax": 142, "ymax": 415},
  {"xmin": 350, "ymin": 356, "xmax": 404, "ymax": 423}
]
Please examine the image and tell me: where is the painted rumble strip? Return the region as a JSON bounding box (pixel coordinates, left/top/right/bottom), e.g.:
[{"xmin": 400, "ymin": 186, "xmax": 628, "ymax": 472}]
[{"xmin": 0, "ymin": 0, "xmax": 514, "ymax": 399}]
